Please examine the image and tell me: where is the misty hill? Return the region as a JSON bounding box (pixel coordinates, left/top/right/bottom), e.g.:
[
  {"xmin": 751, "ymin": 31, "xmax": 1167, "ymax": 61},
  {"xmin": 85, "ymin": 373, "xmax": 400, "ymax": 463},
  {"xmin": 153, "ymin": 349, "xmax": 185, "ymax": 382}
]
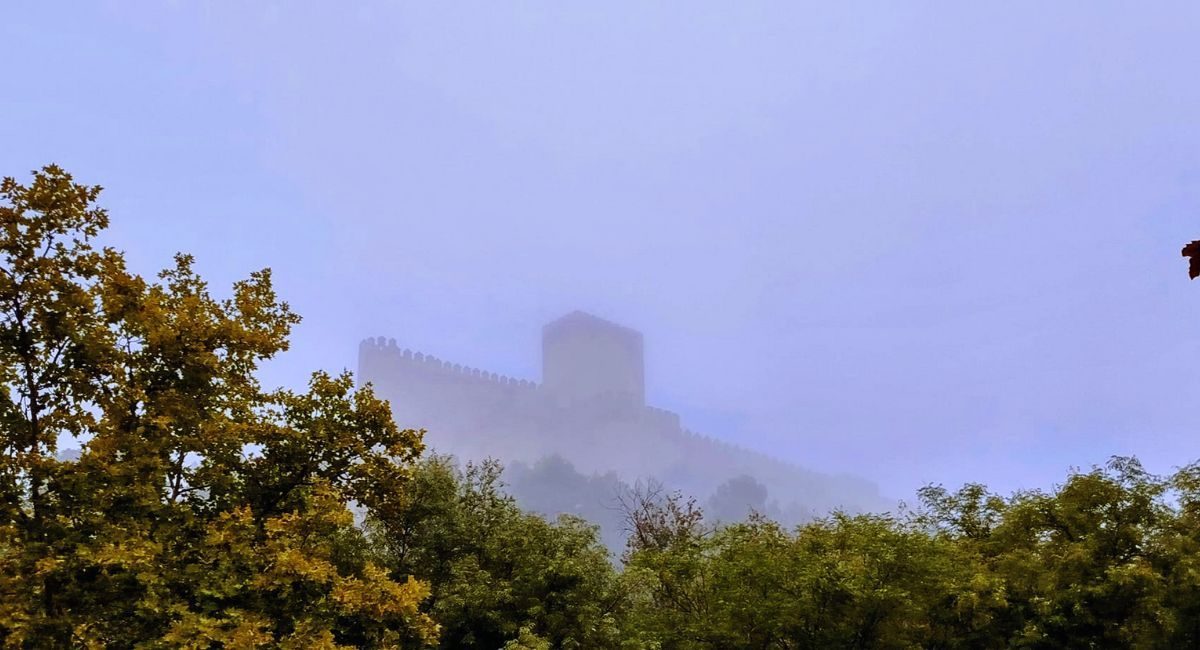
[{"xmin": 359, "ymin": 310, "xmax": 891, "ymax": 525}]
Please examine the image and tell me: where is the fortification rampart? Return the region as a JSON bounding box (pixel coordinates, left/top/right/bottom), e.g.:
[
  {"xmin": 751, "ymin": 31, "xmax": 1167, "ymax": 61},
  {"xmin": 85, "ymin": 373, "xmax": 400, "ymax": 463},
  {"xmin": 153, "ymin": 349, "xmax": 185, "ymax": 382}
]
[
  {"xmin": 360, "ymin": 337, "xmax": 789, "ymax": 466},
  {"xmin": 357, "ymin": 318, "xmax": 884, "ymax": 513},
  {"xmin": 360, "ymin": 337, "xmax": 802, "ymax": 476},
  {"xmin": 359, "ymin": 337, "xmax": 539, "ymax": 390}
]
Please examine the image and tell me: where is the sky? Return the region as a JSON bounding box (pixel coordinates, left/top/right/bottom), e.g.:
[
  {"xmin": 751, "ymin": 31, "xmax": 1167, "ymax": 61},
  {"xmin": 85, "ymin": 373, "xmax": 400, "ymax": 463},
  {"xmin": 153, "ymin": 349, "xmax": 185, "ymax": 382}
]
[{"xmin": 4, "ymin": 1, "xmax": 1200, "ymax": 499}]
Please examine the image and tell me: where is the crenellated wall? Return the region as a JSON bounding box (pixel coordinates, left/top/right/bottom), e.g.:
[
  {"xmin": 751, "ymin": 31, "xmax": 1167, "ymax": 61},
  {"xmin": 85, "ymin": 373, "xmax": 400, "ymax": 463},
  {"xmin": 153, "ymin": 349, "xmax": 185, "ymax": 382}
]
[
  {"xmin": 356, "ymin": 313, "xmax": 886, "ymax": 514},
  {"xmin": 359, "ymin": 337, "xmax": 539, "ymax": 390}
]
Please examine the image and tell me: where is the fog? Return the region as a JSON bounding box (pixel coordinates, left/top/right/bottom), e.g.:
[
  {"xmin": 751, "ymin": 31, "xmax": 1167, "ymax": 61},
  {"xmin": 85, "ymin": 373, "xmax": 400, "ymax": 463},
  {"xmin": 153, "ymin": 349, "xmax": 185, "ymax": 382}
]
[{"xmin": 5, "ymin": 2, "xmax": 1200, "ymax": 506}]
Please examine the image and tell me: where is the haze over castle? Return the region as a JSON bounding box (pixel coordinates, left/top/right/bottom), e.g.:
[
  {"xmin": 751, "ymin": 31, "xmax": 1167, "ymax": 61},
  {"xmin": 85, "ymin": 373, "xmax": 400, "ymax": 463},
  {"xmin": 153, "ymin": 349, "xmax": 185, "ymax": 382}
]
[{"xmin": 359, "ymin": 311, "xmax": 888, "ymax": 516}]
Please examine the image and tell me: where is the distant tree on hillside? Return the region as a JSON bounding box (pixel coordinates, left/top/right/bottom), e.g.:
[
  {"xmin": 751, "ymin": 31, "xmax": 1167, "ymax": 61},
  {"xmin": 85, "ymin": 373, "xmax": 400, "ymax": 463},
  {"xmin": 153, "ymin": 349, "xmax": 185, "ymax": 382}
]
[
  {"xmin": 506, "ymin": 454, "xmax": 630, "ymax": 553},
  {"xmin": 705, "ymin": 474, "xmax": 772, "ymax": 524}
]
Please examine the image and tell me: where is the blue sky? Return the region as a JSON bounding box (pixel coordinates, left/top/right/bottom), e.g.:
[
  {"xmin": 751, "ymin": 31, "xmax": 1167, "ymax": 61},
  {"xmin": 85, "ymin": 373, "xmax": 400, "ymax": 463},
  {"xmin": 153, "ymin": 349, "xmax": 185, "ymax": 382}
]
[{"xmin": 4, "ymin": 2, "xmax": 1200, "ymax": 498}]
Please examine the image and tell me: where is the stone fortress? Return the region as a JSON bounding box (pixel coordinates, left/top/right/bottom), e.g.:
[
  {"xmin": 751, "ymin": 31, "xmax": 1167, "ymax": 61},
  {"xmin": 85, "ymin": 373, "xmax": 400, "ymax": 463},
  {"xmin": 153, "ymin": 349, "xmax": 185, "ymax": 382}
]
[{"xmin": 358, "ymin": 311, "xmax": 887, "ymax": 516}]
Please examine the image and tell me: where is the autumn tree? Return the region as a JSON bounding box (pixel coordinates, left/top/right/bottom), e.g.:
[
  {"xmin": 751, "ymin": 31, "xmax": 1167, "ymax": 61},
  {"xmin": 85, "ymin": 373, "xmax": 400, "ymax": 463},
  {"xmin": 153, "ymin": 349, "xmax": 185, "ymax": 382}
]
[{"xmin": 0, "ymin": 165, "xmax": 436, "ymax": 647}]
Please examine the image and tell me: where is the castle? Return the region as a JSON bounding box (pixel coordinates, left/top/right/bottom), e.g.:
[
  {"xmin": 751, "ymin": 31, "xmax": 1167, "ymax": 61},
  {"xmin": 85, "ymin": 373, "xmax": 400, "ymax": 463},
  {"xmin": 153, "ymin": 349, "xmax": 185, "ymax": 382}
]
[{"xmin": 358, "ymin": 311, "xmax": 885, "ymax": 515}]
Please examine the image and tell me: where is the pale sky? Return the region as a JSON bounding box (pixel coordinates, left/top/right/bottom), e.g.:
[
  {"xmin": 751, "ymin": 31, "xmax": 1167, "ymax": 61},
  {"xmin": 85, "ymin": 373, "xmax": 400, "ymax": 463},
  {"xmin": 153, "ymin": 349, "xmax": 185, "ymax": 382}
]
[{"xmin": 5, "ymin": 2, "xmax": 1200, "ymax": 499}]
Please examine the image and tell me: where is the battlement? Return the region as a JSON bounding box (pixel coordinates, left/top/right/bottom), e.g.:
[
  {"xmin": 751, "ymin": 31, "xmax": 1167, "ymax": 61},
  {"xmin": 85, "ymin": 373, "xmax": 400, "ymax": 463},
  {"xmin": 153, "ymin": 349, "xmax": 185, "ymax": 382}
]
[
  {"xmin": 679, "ymin": 426, "xmax": 779, "ymax": 469},
  {"xmin": 356, "ymin": 313, "xmax": 884, "ymax": 515},
  {"xmin": 360, "ymin": 334, "xmax": 785, "ymax": 469},
  {"xmin": 359, "ymin": 337, "xmax": 539, "ymax": 390},
  {"xmin": 644, "ymin": 405, "xmax": 682, "ymax": 429}
]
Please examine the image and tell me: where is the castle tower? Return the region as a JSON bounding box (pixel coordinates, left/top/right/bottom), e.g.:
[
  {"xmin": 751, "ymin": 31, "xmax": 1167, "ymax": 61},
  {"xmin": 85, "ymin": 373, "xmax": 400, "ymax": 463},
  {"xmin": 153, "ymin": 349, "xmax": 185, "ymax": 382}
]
[{"xmin": 541, "ymin": 311, "xmax": 645, "ymax": 408}]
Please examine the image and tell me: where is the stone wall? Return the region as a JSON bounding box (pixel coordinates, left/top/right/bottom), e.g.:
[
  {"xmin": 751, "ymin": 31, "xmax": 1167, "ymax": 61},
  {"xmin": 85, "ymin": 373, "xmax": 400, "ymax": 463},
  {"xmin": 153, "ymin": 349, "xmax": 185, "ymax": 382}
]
[{"xmin": 357, "ymin": 313, "xmax": 887, "ymax": 514}]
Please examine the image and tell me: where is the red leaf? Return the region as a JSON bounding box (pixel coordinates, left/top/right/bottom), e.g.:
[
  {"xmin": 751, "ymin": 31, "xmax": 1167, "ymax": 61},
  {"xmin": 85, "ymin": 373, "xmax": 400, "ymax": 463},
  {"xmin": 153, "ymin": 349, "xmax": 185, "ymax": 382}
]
[{"xmin": 1183, "ymin": 240, "xmax": 1200, "ymax": 279}]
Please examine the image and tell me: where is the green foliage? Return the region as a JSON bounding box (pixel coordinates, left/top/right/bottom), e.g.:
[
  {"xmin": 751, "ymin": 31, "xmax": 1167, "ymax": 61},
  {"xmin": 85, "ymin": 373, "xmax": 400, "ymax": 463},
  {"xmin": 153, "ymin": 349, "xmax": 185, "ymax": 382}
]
[
  {"xmin": 620, "ymin": 457, "xmax": 1200, "ymax": 649},
  {"xmin": 501, "ymin": 627, "xmax": 551, "ymax": 650},
  {"xmin": 505, "ymin": 455, "xmax": 631, "ymax": 554},
  {"xmin": 366, "ymin": 456, "xmax": 636, "ymax": 649}
]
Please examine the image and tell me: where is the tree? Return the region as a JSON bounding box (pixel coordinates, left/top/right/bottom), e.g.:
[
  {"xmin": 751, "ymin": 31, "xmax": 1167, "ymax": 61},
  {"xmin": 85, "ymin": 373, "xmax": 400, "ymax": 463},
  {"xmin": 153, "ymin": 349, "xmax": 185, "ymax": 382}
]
[
  {"xmin": 622, "ymin": 504, "xmax": 988, "ymax": 649},
  {"xmin": 705, "ymin": 474, "xmax": 769, "ymax": 525},
  {"xmin": 620, "ymin": 458, "xmax": 1200, "ymax": 649},
  {"xmin": 367, "ymin": 455, "xmax": 634, "ymax": 649},
  {"xmin": 505, "ymin": 454, "xmax": 630, "ymax": 554},
  {"xmin": 916, "ymin": 457, "xmax": 1200, "ymax": 648},
  {"xmin": 978, "ymin": 458, "xmax": 1177, "ymax": 647},
  {"xmin": 0, "ymin": 165, "xmax": 436, "ymax": 647}
]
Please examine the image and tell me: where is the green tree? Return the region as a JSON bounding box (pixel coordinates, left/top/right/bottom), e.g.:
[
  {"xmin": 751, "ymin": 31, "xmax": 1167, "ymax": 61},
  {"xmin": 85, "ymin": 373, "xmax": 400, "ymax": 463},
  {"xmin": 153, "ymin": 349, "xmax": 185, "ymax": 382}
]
[
  {"xmin": 0, "ymin": 165, "xmax": 436, "ymax": 647},
  {"xmin": 981, "ymin": 458, "xmax": 1176, "ymax": 647},
  {"xmin": 505, "ymin": 454, "xmax": 631, "ymax": 554},
  {"xmin": 367, "ymin": 455, "xmax": 634, "ymax": 649},
  {"xmin": 917, "ymin": 457, "xmax": 1200, "ymax": 649},
  {"xmin": 623, "ymin": 507, "xmax": 989, "ymax": 649}
]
